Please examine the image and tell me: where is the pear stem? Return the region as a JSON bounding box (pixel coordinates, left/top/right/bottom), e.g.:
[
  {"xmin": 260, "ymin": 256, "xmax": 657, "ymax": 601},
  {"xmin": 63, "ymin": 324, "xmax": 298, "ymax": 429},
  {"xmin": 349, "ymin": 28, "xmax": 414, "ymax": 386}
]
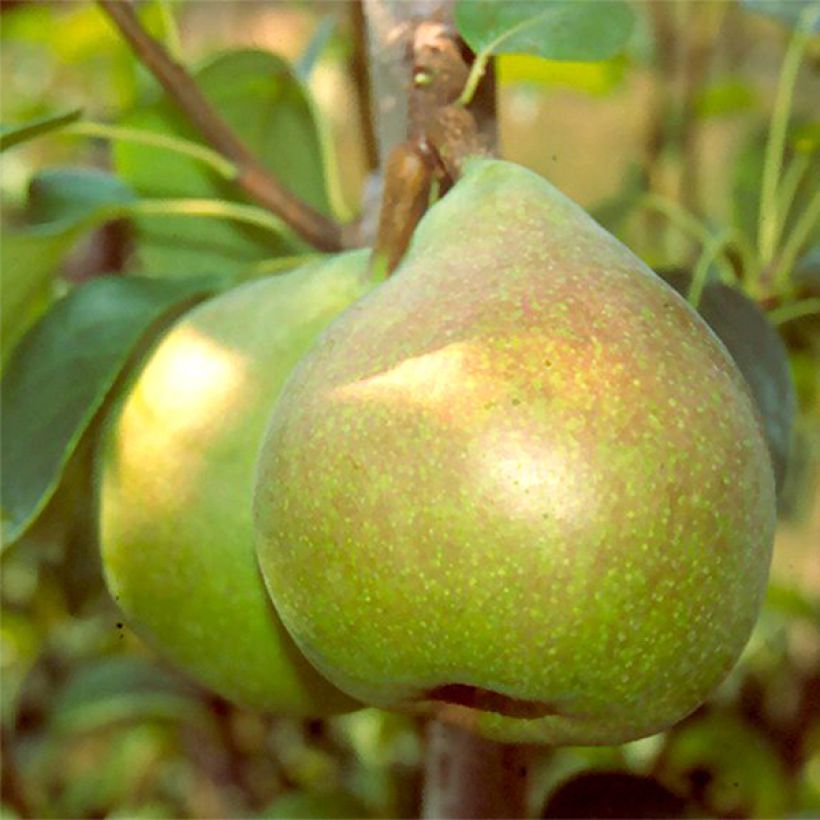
[
  {"xmin": 421, "ymin": 720, "xmax": 530, "ymax": 819},
  {"xmin": 358, "ymin": 0, "xmax": 496, "ymax": 268}
]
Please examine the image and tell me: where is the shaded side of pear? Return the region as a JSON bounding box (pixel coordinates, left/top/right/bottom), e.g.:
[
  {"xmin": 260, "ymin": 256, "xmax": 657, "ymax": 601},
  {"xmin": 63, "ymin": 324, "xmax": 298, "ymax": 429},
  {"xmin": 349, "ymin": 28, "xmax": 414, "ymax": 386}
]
[
  {"xmin": 660, "ymin": 270, "xmax": 795, "ymax": 498},
  {"xmin": 99, "ymin": 250, "xmax": 375, "ymax": 716}
]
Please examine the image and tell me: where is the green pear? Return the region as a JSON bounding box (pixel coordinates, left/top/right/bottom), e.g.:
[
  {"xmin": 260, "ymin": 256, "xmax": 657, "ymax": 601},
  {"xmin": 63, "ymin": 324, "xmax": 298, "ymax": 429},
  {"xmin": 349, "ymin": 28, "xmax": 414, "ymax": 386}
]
[
  {"xmin": 99, "ymin": 250, "xmax": 376, "ymax": 716},
  {"xmin": 253, "ymin": 160, "xmax": 776, "ymax": 744}
]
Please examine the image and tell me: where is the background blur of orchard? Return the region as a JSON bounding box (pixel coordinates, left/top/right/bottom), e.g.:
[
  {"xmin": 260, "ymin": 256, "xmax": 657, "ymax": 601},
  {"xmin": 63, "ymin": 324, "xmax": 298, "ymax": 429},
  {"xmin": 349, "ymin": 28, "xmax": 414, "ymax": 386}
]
[{"xmin": 1, "ymin": 2, "xmax": 819, "ymax": 818}]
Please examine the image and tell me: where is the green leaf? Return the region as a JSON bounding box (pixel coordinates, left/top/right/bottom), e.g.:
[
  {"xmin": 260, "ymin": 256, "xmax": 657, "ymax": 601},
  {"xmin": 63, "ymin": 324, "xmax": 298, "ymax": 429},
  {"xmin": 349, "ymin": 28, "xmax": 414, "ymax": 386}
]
[
  {"xmin": 1, "ymin": 227, "xmax": 71, "ymax": 358},
  {"xmin": 694, "ymin": 78, "xmax": 758, "ymax": 119},
  {"xmin": 50, "ymin": 655, "xmax": 208, "ymax": 734},
  {"xmin": 741, "ymin": 0, "xmax": 820, "ymax": 32},
  {"xmin": 765, "ymin": 582, "xmax": 820, "ymax": 622},
  {"xmin": 261, "ymin": 790, "xmax": 370, "ymax": 819},
  {"xmin": 455, "ymin": 0, "xmax": 635, "ymax": 62},
  {"xmin": 114, "ymin": 49, "xmax": 331, "ymax": 278},
  {"xmin": 660, "ymin": 271, "xmax": 796, "ymax": 500},
  {"xmin": 792, "ymin": 121, "xmax": 820, "ymax": 153},
  {"xmin": 27, "ymin": 167, "xmax": 136, "ymax": 226},
  {"xmin": 732, "ymin": 121, "xmax": 820, "ymax": 250},
  {"xmin": 51, "ymin": 723, "xmax": 183, "ymax": 818},
  {"xmin": 0, "ymin": 108, "xmax": 82, "ymax": 152},
  {"xmin": 660, "ymin": 713, "xmax": 789, "ymax": 818},
  {"xmin": 1, "ymin": 169, "xmax": 138, "ymax": 356},
  {"xmin": 0, "ymin": 611, "xmax": 41, "ymax": 729},
  {"xmin": 1, "ymin": 275, "xmax": 215, "ymax": 547},
  {"xmin": 296, "ymin": 15, "xmax": 338, "ymax": 81},
  {"xmin": 498, "ymin": 53, "xmax": 628, "ymax": 96}
]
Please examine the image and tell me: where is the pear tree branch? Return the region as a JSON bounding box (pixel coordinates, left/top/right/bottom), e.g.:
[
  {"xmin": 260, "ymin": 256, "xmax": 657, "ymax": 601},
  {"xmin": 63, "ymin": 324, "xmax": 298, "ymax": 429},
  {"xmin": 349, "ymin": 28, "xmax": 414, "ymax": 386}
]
[
  {"xmin": 97, "ymin": 0, "xmax": 344, "ymax": 252},
  {"xmin": 421, "ymin": 721, "xmax": 530, "ymax": 819},
  {"xmin": 349, "ymin": 0, "xmax": 380, "ymax": 175}
]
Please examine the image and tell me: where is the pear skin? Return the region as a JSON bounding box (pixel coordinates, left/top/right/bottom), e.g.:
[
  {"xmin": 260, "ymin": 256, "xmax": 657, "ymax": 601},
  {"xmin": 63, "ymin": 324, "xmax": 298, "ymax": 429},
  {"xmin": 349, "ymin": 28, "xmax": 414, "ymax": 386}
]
[
  {"xmin": 100, "ymin": 251, "xmax": 375, "ymax": 716},
  {"xmin": 253, "ymin": 160, "xmax": 775, "ymax": 744}
]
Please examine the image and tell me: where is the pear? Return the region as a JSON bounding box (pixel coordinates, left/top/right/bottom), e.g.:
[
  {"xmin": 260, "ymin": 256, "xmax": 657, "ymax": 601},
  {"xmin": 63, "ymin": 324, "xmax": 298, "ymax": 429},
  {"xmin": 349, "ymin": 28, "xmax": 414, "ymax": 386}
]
[
  {"xmin": 253, "ymin": 160, "xmax": 776, "ymax": 744},
  {"xmin": 99, "ymin": 251, "xmax": 376, "ymax": 715}
]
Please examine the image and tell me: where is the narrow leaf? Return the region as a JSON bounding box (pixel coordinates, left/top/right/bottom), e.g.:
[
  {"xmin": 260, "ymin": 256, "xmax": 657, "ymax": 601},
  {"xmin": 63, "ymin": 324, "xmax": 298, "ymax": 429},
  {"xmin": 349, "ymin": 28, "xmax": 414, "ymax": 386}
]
[
  {"xmin": 741, "ymin": 0, "xmax": 820, "ymax": 32},
  {"xmin": 455, "ymin": 0, "xmax": 635, "ymax": 62},
  {"xmin": 50, "ymin": 656, "xmax": 208, "ymax": 734},
  {"xmin": 28, "ymin": 167, "xmax": 136, "ymax": 226},
  {"xmin": 732, "ymin": 123, "xmax": 819, "ymax": 250},
  {"xmin": 1, "ymin": 275, "xmax": 215, "ymax": 547},
  {"xmin": 295, "ymin": 15, "xmax": 338, "ymax": 80},
  {"xmin": 0, "ymin": 108, "xmax": 83, "ymax": 152}
]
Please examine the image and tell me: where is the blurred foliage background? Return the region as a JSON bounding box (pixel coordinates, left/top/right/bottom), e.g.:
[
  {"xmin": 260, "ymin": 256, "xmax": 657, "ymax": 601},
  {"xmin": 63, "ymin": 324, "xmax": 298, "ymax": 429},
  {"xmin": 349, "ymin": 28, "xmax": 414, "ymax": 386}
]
[{"xmin": 1, "ymin": 1, "xmax": 819, "ymax": 817}]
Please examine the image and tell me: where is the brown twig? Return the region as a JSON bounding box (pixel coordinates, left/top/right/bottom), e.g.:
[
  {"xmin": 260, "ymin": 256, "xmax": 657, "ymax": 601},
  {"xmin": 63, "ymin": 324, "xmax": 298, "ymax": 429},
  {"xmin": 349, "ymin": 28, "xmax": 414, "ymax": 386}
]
[
  {"xmin": 349, "ymin": 0, "xmax": 380, "ymax": 174},
  {"xmin": 97, "ymin": 0, "xmax": 343, "ymax": 252},
  {"xmin": 421, "ymin": 720, "xmax": 530, "ymax": 819}
]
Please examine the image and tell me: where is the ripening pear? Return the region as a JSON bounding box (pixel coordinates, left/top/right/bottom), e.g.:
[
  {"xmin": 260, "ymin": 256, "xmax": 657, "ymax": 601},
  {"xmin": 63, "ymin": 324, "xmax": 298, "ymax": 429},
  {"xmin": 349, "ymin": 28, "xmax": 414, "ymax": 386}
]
[
  {"xmin": 99, "ymin": 251, "xmax": 376, "ymax": 715},
  {"xmin": 253, "ymin": 160, "xmax": 775, "ymax": 744}
]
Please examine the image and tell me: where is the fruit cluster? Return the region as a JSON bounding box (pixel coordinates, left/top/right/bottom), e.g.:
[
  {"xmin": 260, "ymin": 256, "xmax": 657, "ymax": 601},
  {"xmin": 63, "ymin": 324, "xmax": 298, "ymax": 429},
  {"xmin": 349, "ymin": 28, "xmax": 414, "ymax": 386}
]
[{"xmin": 100, "ymin": 160, "xmax": 775, "ymax": 745}]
